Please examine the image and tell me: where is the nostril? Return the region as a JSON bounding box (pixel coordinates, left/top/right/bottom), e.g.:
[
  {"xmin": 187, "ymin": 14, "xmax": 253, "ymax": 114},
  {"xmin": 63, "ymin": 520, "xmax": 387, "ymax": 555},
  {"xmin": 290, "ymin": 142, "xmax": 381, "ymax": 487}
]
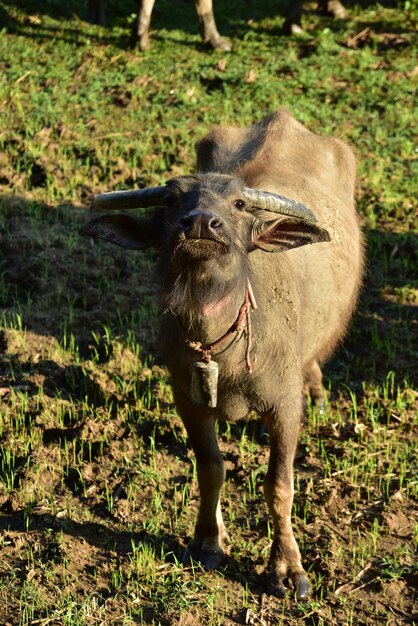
[
  {"xmin": 179, "ymin": 215, "xmax": 192, "ymax": 230},
  {"xmin": 209, "ymin": 216, "xmax": 223, "ymax": 229}
]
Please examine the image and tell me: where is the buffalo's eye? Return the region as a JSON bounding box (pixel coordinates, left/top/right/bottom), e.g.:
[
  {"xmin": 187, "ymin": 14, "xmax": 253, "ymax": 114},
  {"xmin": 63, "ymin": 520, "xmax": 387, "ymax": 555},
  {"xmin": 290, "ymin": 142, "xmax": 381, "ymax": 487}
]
[{"xmin": 233, "ymin": 199, "xmax": 246, "ymax": 210}]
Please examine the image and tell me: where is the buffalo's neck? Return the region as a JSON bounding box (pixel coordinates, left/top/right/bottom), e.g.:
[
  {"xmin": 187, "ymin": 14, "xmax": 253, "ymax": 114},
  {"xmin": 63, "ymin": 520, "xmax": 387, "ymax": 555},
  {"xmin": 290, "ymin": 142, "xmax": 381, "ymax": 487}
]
[
  {"xmin": 180, "ymin": 288, "xmax": 248, "ymax": 348},
  {"xmin": 162, "ymin": 258, "xmax": 248, "ymax": 347}
]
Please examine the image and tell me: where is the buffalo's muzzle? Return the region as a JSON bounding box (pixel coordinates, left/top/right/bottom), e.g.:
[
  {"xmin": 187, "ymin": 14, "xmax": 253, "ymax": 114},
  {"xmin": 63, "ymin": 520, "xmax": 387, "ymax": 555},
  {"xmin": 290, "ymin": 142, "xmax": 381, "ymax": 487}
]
[{"xmin": 179, "ymin": 209, "xmax": 223, "ymax": 240}]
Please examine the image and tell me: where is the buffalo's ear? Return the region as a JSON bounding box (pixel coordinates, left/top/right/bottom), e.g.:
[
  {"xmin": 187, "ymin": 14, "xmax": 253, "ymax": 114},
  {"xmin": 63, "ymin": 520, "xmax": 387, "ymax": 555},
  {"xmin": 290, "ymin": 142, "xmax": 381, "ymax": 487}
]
[
  {"xmin": 79, "ymin": 212, "xmax": 163, "ymax": 250},
  {"xmin": 251, "ymin": 217, "xmax": 331, "ymax": 253}
]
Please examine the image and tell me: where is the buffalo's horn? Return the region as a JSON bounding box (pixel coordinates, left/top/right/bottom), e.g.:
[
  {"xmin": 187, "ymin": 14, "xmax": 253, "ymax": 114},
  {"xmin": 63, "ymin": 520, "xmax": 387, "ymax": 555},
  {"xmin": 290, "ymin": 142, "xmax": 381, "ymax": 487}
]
[
  {"xmin": 93, "ymin": 186, "xmax": 168, "ymax": 210},
  {"xmin": 242, "ymin": 188, "xmax": 317, "ymax": 224}
]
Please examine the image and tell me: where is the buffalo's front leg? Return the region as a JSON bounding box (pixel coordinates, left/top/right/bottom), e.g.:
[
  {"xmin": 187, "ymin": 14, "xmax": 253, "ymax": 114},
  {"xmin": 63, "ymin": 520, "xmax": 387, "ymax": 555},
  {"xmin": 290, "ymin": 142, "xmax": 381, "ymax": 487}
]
[
  {"xmin": 263, "ymin": 397, "xmax": 309, "ymax": 598},
  {"xmin": 195, "ymin": 0, "xmax": 232, "ymax": 51},
  {"xmin": 131, "ymin": 0, "xmax": 155, "ymax": 50},
  {"xmin": 176, "ymin": 394, "xmax": 228, "ymax": 569},
  {"xmin": 283, "ymin": 0, "xmax": 304, "ymax": 35},
  {"xmin": 319, "ymin": 0, "xmax": 347, "ymax": 19},
  {"xmin": 87, "ymin": 0, "xmax": 105, "ymax": 25}
]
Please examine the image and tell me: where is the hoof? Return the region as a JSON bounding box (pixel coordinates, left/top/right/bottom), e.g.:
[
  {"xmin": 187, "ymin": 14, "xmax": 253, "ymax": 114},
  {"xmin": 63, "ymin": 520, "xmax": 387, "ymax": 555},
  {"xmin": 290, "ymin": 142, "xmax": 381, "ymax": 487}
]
[
  {"xmin": 314, "ymin": 398, "xmax": 326, "ymax": 415},
  {"xmin": 209, "ymin": 37, "xmax": 232, "ymax": 52},
  {"xmin": 266, "ymin": 570, "xmax": 310, "ymax": 599},
  {"xmin": 294, "ymin": 573, "xmax": 310, "ymax": 599},
  {"xmin": 324, "ymin": 0, "xmax": 348, "ymax": 19},
  {"xmin": 138, "ymin": 36, "xmax": 151, "ymax": 52},
  {"xmin": 200, "ymin": 548, "xmax": 225, "ymax": 570},
  {"xmin": 266, "ymin": 574, "xmax": 287, "ymax": 598},
  {"xmin": 182, "ymin": 546, "xmax": 195, "ymax": 566},
  {"xmin": 289, "ymin": 23, "xmax": 305, "ymax": 36},
  {"xmin": 182, "ymin": 545, "xmax": 225, "ymax": 570},
  {"xmin": 283, "ymin": 21, "xmax": 305, "ymax": 36}
]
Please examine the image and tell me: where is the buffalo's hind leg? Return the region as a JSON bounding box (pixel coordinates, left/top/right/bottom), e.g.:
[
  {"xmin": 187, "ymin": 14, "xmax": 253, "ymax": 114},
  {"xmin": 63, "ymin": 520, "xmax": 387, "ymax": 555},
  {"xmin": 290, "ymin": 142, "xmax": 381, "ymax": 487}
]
[
  {"xmin": 175, "ymin": 391, "xmax": 228, "ymax": 570},
  {"xmin": 304, "ymin": 359, "xmax": 326, "ymax": 410},
  {"xmin": 263, "ymin": 394, "xmax": 310, "ymax": 598}
]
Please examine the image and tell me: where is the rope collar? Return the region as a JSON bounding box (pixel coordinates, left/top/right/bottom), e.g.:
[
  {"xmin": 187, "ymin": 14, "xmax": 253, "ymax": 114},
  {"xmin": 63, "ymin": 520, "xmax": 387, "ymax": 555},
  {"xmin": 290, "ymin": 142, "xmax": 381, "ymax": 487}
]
[{"xmin": 178, "ymin": 280, "xmax": 257, "ymax": 374}]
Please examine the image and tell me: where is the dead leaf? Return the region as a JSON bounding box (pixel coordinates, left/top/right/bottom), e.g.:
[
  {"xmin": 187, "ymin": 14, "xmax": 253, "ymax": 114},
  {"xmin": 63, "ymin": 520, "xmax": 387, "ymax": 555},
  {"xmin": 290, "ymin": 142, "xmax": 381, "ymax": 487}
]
[
  {"xmin": 391, "ymin": 490, "xmax": 403, "ymax": 502},
  {"xmin": 244, "ymin": 69, "xmax": 257, "ymax": 84},
  {"xmin": 132, "ymin": 74, "xmax": 150, "ymax": 87},
  {"xmin": 28, "ymin": 14, "xmax": 41, "ymax": 24},
  {"xmin": 36, "ymin": 127, "xmax": 52, "ymax": 141},
  {"xmin": 110, "ymin": 53, "xmax": 124, "ymax": 65},
  {"xmin": 344, "ymin": 27, "xmax": 372, "ymax": 49},
  {"xmin": 15, "ymin": 71, "xmax": 31, "ymax": 85},
  {"xmin": 354, "ymin": 422, "xmax": 366, "ymax": 434},
  {"xmin": 27, "ymin": 568, "xmax": 36, "ymax": 582},
  {"xmin": 216, "ymin": 58, "xmax": 227, "ymax": 72}
]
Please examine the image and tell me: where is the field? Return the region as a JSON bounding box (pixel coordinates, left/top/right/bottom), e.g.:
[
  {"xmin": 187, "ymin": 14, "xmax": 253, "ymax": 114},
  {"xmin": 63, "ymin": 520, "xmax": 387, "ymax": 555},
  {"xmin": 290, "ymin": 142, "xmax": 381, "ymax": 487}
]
[{"xmin": 0, "ymin": 0, "xmax": 417, "ymax": 624}]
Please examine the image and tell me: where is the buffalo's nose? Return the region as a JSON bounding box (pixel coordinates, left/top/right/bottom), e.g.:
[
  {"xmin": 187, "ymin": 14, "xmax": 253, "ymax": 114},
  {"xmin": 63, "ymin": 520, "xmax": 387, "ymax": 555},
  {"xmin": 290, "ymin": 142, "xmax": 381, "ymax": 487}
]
[{"xmin": 179, "ymin": 210, "xmax": 223, "ymax": 238}]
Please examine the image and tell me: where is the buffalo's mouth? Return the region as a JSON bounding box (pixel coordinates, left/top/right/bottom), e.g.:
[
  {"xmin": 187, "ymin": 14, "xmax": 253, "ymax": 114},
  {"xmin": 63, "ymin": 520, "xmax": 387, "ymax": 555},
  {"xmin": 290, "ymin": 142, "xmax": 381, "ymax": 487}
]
[{"xmin": 173, "ymin": 233, "xmax": 229, "ymax": 257}]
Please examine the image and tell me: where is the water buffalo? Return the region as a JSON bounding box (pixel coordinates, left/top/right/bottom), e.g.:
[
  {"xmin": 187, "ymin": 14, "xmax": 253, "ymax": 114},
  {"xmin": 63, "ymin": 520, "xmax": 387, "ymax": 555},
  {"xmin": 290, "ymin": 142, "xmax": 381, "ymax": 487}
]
[
  {"xmin": 81, "ymin": 109, "xmax": 363, "ymax": 597},
  {"xmin": 285, "ymin": 0, "xmax": 347, "ymax": 34},
  {"xmin": 88, "ymin": 0, "xmax": 231, "ymax": 51},
  {"xmin": 88, "ymin": 0, "xmax": 347, "ymax": 49}
]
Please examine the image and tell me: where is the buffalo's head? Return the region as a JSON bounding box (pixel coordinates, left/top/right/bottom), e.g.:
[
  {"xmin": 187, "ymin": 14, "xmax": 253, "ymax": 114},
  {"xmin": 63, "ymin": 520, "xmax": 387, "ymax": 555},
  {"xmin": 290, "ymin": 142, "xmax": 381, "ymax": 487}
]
[
  {"xmin": 80, "ymin": 174, "xmax": 330, "ymax": 318},
  {"xmin": 80, "ymin": 173, "xmax": 330, "ymax": 257}
]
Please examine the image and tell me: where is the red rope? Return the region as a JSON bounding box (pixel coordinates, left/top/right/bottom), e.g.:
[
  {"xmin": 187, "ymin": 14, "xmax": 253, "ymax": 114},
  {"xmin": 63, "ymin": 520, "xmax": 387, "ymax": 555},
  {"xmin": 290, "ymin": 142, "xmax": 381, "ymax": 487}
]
[{"xmin": 180, "ymin": 280, "xmax": 256, "ymax": 374}]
